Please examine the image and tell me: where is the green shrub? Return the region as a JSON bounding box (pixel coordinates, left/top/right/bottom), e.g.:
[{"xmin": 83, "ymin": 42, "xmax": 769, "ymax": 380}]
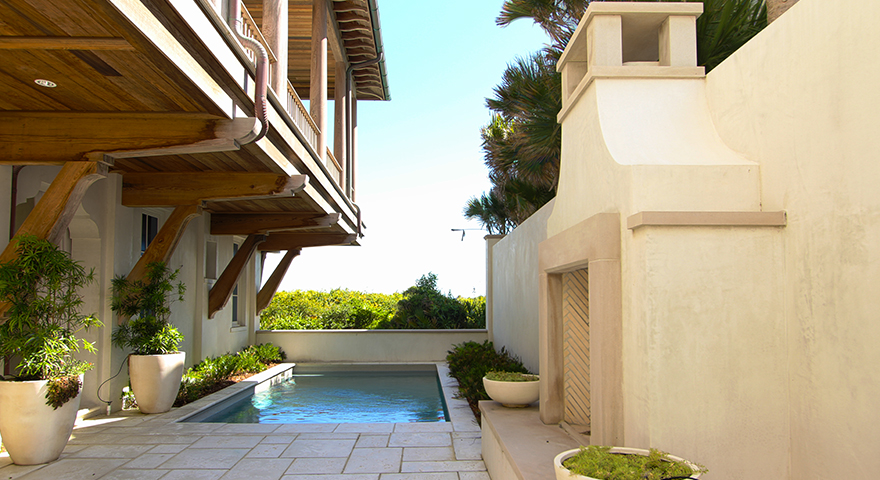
[
  {"xmin": 175, "ymin": 343, "xmax": 286, "ymax": 405},
  {"xmin": 377, "ymin": 273, "xmax": 486, "ymax": 329},
  {"xmin": 562, "ymin": 446, "xmax": 706, "ymax": 480},
  {"xmin": 446, "ymin": 340, "xmax": 530, "ymax": 417},
  {"xmin": 260, "ymin": 289, "xmax": 401, "ymax": 330}
]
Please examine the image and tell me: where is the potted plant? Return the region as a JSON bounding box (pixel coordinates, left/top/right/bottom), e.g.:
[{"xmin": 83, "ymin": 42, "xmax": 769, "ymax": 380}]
[
  {"xmin": 0, "ymin": 235, "xmax": 102, "ymax": 465},
  {"xmin": 483, "ymin": 370, "xmax": 540, "ymax": 407},
  {"xmin": 554, "ymin": 446, "xmax": 706, "ymax": 480},
  {"xmin": 110, "ymin": 261, "xmax": 185, "ymax": 414}
]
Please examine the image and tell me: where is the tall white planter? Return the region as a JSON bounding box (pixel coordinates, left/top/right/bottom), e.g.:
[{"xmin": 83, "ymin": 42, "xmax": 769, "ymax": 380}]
[
  {"xmin": 129, "ymin": 352, "xmax": 185, "ymax": 414},
  {"xmin": 0, "ymin": 378, "xmax": 82, "ymax": 465}
]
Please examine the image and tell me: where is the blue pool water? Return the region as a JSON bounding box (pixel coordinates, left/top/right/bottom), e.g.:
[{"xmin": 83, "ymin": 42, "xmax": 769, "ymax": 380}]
[{"xmin": 184, "ymin": 370, "xmax": 449, "ymax": 424}]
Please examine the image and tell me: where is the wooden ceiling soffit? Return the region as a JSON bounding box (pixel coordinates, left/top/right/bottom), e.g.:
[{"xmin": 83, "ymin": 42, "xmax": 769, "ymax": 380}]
[
  {"xmin": 210, "ymin": 213, "xmax": 340, "ymax": 235},
  {"xmin": 258, "ymin": 232, "xmax": 356, "ymax": 251},
  {"xmin": 256, "ymin": 248, "xmax": 301, "ymax": 314},
  {"xmin": 121, "ymin": 173, "xmax": 308, "ymax": 207},
  {"xmin": 208, "ymin": 234, "xmax": 266, "ymax": 319},
  {"xmin": 0, "ymin": 113, "xmax": 258, "ymax": 165},
  {"xmin": 0, "ymin": 37, "xmax": 135, "ymax": 50}
]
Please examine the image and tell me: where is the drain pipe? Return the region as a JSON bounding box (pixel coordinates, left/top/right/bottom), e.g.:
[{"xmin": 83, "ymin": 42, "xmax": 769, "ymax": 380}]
[{"xmin": 230, "ymin": 0, "xmax": 269, "ymax": 144}]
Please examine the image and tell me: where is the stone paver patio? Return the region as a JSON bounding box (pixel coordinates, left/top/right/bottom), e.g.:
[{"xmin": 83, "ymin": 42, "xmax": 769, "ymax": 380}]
[{"xmin": 0, "ymin": 364, "xmax": 487, "ymax": 480}]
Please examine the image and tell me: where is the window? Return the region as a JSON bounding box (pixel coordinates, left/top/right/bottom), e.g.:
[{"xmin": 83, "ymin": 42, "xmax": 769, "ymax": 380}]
[{"xmin": 141, "ymin": 214, "xmax": 158, "ymax": 255}]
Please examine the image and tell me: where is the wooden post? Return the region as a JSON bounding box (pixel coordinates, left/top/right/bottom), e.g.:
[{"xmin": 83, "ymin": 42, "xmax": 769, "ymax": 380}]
[
  {"xmin": 0, "ymin": 161, "xmax": 106, "ymax": 265},
  {"xmin": 350, "ymin": 90, "xmax": 357, "ymax": 201},
  {"xmin": 208, "ymin": 234, "xmax": 266, "ymax": 319},
  {"xmin": 263, "ymin": 0, "xmax": 288, "ymax": 96},
  {"xmin": 256, "ymin": 248, "xmax": 300, "ymax": 314},
  {"xmin": 310, "ymin": 0, "xmax": 328, "ymax": 162},
  {"xmin": 334, "ymin": 60, "xmax": 346, "ymax": 183},
  {"xmin": 124, "ymin": 204, "xmax": 202, "ymax": 293}
]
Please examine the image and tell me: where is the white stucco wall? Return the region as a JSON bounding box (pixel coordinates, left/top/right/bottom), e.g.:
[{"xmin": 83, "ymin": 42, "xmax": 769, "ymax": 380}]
[
  {"xmin": 705, "ymin": 0, "xmax": 880, "ymax": 477},
  {"xmin": 5, "ymin": 168, "xmax": 255, "ymax": 413},
  {"xmin": 491, "ymin": 200, "xmax": 555, "ymax": 373}
]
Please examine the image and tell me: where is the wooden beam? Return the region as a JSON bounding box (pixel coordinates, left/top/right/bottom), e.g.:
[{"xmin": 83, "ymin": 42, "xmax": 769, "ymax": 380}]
[
  {"xmin": 0, "ymin": 162, "xmax": 107, "ymax": 265},
  {"xmin": 121, "ymin": 173, "xmax": 308, "ymax": 207},
  {"xmin": 0, "ymin": 161, "xmax": 107, "ymax": 321},
  {"xmin": 256, "ymin": 248, "xmax": 301, "ymax": 314},
  {"xmin": 0, "ymin": 113, "xmax": 257, "ymax": 164},
  {"xmin": 210, "ymin": 213, "xmax": 339, "ymax": 235},
  {"xmin": 122, "ymin": 204, "xmax": 202, "ymax": 323},
  {"xmin": 0, "ymin": 36, "xmax": 134, "ymax": 50},
  {"xmin": 208, "ymin": 234, "xmax": 266, "ymax": 319},
  {"xmin": 258, "ymin": 233, "xmax": 356, "ymax": 251}
]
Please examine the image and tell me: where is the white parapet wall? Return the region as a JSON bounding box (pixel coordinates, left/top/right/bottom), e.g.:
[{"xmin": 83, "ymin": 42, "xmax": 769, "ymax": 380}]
[{"xmin": 254, "ymin": 329, "xmax": 488, "ymax": 363}]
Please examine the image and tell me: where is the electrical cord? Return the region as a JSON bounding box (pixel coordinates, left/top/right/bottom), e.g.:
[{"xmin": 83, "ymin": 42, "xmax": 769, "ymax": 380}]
[{"xmin": 96, "ymin": 355, "xmax": 128, "ymax": 414}]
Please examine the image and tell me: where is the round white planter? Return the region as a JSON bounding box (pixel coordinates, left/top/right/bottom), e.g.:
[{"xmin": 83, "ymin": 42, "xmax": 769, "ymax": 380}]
[
  {"xmin": 553, "ymin": 447, "xmax": 703, "ymax": 480},
  {"xmin": 483, "ymin": 376, "xmax": 540, "ymax": 407},
  {"xmin": 0, "ymin": 378, "xmax": 82, "ymax": 465},
  {"xmin": 129, "ymin": 352, "xmax": 185, "ymax": 414}
]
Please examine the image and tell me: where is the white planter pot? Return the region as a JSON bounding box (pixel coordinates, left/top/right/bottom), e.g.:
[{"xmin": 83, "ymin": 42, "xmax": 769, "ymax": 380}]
[
  {"xmin": 129, "ymin": 352, "xmax": 185, "ymax": 414},
  {"xmin": 0, "ymin": 378, "xmax": 82, "ymax": 465},
  {"xmin": 553, "ymin": 447, "xmax": 703, "ymax": 480},
  {"xmin": 483, "ymin": 376, "xmax": 540, "ymax": 407}
]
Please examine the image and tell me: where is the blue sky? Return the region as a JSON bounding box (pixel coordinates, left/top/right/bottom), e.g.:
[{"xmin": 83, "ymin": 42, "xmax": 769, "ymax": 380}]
[{"xmin": 266, "ymin": 0, "xmax": 549, "ymax": 297}]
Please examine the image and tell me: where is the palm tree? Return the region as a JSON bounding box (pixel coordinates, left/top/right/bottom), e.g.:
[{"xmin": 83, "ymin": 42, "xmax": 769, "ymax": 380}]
[
  {"xmin": 463, "ymin": 190, "xmax": 516, "ymax": 235},
  {"xmin": 466, "ymin": 0, "xmax": 768, "ymax": 231}
]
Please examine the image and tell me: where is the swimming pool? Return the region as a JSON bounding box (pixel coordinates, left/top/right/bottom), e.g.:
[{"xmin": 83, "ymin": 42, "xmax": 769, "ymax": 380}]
[{"xmin": 181, "ymin": 364, "xmax": 449, "ymax": 424}]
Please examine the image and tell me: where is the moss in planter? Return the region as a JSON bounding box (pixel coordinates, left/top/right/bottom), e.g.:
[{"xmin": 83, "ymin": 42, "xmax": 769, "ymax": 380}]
[
  {"xmin": 485, "ymin": 371, "xmax": 538, "ymax": 382},
  {"xmin": 562, "ymin": 446, "xmax": 706, "ymax": 480}
]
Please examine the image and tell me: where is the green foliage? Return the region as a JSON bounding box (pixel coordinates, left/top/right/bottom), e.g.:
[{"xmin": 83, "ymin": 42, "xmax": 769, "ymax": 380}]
[
  {"xmin": 485, "ymin": 371, "xmax": 538, "ymax": 382},
  {"xmin": 110, "ymin": 261, "xmax": 185, "ymax": 355},
  {"xmin": 111, "ymin": 316, "xmax": 184, "ymax": 355},
  {"xmin": 0, "ymin": 235, "xmax": 101, "ymax": 408},
  {"xmin": 379, "ymin": 273, "xmax": 486, "ymax": 330},
  {"xmin": 446, "ymin": 341, "xmax": 529, "ymax": 412},
  {"xmin": 562, "ymin": 446, "xmax": 706, "ymax": 480},
  {"xmin": 176, "ymin": 343, "xmax": 286, "ymax": 405},
  {"xmin": 260, "ymin": 289, "xmax": 402, "ymax": 330}
]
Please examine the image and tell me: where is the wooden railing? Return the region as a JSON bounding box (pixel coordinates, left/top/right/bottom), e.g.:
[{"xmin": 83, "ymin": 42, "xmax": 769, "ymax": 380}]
[
  {"xmin": 325, "ymin": 148, "xmax": 344, "ymax": 189},
  {"xmin": 236, "ymin": 3, "xmax": 277, "ymax": 66},
  {"xmin": 286, "ymin": 82, "xmax": 320, "ymax": 153}
]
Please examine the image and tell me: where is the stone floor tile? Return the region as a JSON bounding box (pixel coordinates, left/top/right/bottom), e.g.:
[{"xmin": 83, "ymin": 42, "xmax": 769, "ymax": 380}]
[
  {"xmin": 295, "ymin": 432, "xmax": 359, "ymax": 440},
  {"xmin": 16, "ymin": 458, "xmax": 128, "ymax": 480},
  {"xmin": 61, "ymin": 444, "xmax": 89, "ymax": 453},
  {"xmin": 343, "ymin": 448, "xmax": 402, "ymax": 474},
  {"xmin": 100, "ymin": 469, "xmax": 169, "ymax": 480},
  {"xmin": 392, "ymin": 423, "xmax": 453, "ymax": 433},
  {"xmin": 286, "ymin": 457, "xmax": 347, "ymax": 474},
  {"xmin": 355, "ymin": 435, "xmax": 390, "ymax": 448},
  {"xmin": 260, "ymin": 435, "xmax": 298, "ymax": 444},
  {"xmin": 452, "ymin": 436, "xmax": 482, "ymax": 460},
  {"xmin": 275, "ymin": 423, "xmax": 339, "ymax": 433},
  {"xmin": 213, "ymin": 423, "xmax": 281, "ymax": 434},
  {"xmin": 219, "ymin": 458, "xmax": 293, "ymax": 480},
  {"xmin": 159, "ymin": 448, "xmax": 250, "ymax": 469},
  {"xmin": 458, "ymin": 472, "xmax": 491, "ymax": 480},
  {"xmin": 247, "ymin": 443, "xmax": 288, "ymax": 458},
  {"xmin": 334, "ymin": 423, "xmax": 395, "ymax": 434},
  {"xmin": 402, "ymin": 447, "xmax": 456, "ymax": 462},
  {"xmin": 123, "ymin": 453, "xmax": 177, "ymax": 468},
  {"xmin": 157, "ymin": 423, "xmax": 224, "ymax": 434},
  {"xmin": 400, "ymin": 461, "xmax": 486, "ymax": 473},
  {"xmin": 149, "ymin": 444, "xmax": 189, "ymax": 454},
  {"xmin": 282, "ymin": 475, "xmax": 378, "ymax": 480},
  {"xmin": 161, "ymin": 469, "xmax": 225, "ymax": 480},
  {"xmin": 71, "ymin": 444, "xmax": 155, "ymax": 458},
  {"xmin": 281, "ymin": 438, "xmax": 356, "ymax": 458},
  {"xmin": 189, "ymin": 435, "xmax": 264, "ymax": 449},
  {"xmin": 379, "ymin": 474, "xmax": 457, "ymax": 480},
  {"xmin": 0, "ymin": 462, "xmax": 46, "ymax": 480},
  {"xmin": 388, "ymin": 432, "xmax": 452, "ymax": 447}
]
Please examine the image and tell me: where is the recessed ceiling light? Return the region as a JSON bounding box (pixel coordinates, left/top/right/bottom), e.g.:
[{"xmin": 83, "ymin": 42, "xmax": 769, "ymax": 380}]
[{"xmin": 34, "ymin": 79, "xmax": 57, "ymax": 88}]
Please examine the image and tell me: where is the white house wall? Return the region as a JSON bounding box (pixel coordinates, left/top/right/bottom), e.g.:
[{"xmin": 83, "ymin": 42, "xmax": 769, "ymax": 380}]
[
  {"xmin": 4, "ymin": 168, "xmax": 256, "ymax": 414},
  {"xmin": 705, "ymin": 0, "xmax": 880, "ymax": 477}
]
